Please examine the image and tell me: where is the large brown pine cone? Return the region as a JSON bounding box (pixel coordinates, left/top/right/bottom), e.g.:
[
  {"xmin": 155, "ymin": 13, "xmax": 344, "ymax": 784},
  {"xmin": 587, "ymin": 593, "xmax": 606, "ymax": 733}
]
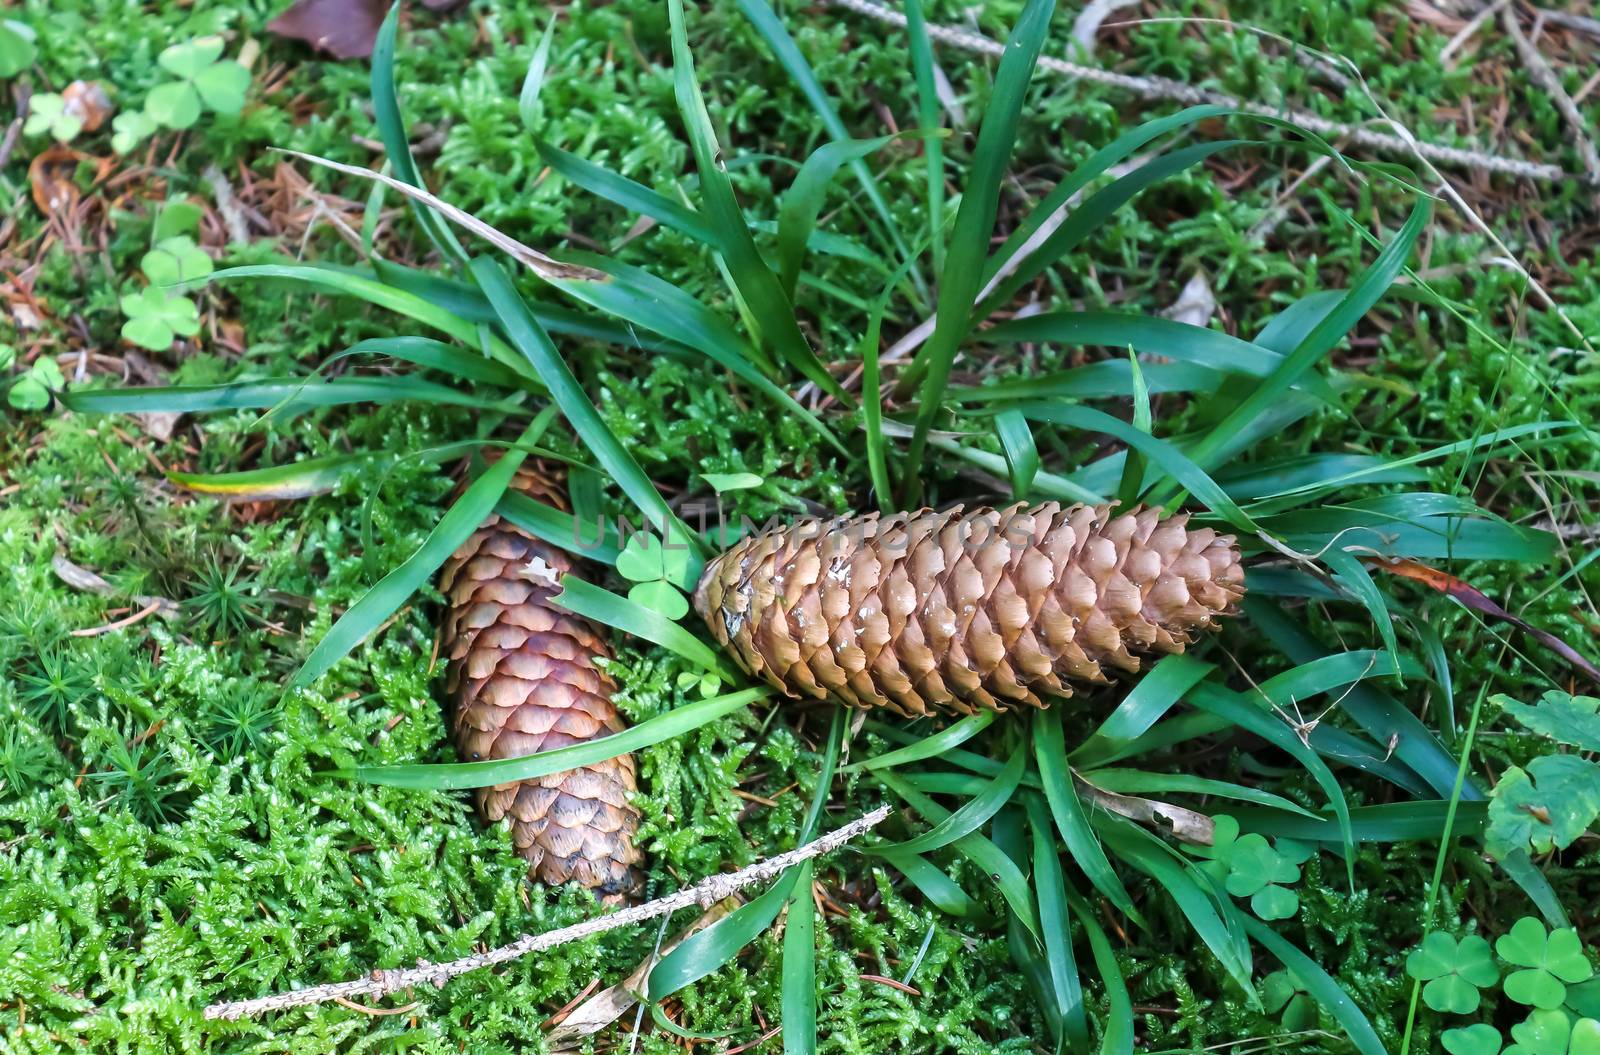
[
  {"xmin": 439, "ymin": 466, "xmax": 643, "ymax": 899},
  {"xmin": 692, "ymin": 503, "xmax": 1244, "ymax": 717}
]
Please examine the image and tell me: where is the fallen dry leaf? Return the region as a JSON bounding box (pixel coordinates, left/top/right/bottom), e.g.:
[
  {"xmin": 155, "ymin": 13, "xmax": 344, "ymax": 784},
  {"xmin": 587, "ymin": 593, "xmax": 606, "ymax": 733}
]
[
  {"xmin": 29, "ymin": 145, "xmax": 90, "ymax": 216},
  {"xmin": 268, "ymin": 0, "xmax": 387, "ymax": 60},
  {"xmin": 1371, "ymin": 557, "xmax": 1600, "ymax": 685}
]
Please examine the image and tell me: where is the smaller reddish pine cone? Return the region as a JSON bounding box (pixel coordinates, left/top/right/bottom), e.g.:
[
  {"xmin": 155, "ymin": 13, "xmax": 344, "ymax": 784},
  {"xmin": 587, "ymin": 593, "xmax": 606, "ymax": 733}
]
[
  {"xmin": 439, "ymin": 466, "xmax": 643, "ymax": 900},
  {"xmin": 692, "ymin": 503, "xmax": 1244, "ymax": 718}
]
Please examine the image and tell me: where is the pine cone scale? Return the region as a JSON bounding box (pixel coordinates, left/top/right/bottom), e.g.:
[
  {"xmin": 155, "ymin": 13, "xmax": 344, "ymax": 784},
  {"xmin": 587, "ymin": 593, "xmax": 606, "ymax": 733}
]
[{"xmin": 694, "ymin": 503, "xmax": 1244, "ymax": 717}]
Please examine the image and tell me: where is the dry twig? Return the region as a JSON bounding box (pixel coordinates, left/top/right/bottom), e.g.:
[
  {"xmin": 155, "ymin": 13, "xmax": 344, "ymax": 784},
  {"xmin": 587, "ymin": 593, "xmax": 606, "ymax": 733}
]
[{"xmin": 203, "ymin": 805, "xmax": 890, "ymax": 1021}]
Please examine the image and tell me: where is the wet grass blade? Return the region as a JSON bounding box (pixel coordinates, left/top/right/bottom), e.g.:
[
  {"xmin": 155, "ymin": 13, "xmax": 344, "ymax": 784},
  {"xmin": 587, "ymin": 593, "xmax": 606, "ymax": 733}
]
[
  {"xmin": 898, "ymin": 0, "xmax": 1056, "ymax": 495},
  {"xmin": 335, "ymin": 686, "xmax": 766, "ymax": 790},
  {"xmin": 291, "ymin": 424, "xmax": 534, "ymax": 688},
  {"xmin": 472, "ymin": 256, "xmax": 703, "ymax": 557}
]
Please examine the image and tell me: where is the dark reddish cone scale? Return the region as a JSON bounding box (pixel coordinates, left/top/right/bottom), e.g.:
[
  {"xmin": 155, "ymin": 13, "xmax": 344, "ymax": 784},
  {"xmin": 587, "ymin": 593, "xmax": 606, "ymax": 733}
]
[
  {"xmin": 440, "ymin": 466, "xmax": 643, "ymax": 900},
  {"xmin": 693, "ymin": 503, "xmax": 1245, "ymax": 718}
]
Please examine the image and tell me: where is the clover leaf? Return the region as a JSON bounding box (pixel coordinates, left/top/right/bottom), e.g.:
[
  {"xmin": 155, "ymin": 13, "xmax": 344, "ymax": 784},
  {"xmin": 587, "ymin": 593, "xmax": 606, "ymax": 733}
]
[
  {"xmin": 1406, "ymin": 932, "xmax": 1499, "ymax": 1013},
  {"xmin": 0, "ymin": 19, "xmax": 37, "ymax": 78},
  {"xmin": 627, "ymin": 579, "xmax": 689, "ymax": 621},
  {"xmin": 120, "ymin": 287, "xmax": 200, "ymax": 350},
  {"xmin": 111, "ymin": 109, "xmax": 157, "ymax": 154},
  {"xmin": 1443, "ymin": 1024, "xmax": 1503, "ymax": 1055},
  {"xmin": 1497, "ymin": 918, "xmax": 1595, "ymax": 1009},
  {"xmin": 7, "ymin": 356, "xmax": 63, "ymax": 411},
  {"xmin": 1260, "ymin": 969, "xmax": 1316, "ymax": 1032},
  {"xmin": 676, "ymin": 671, "xmax": 724, "ymax": 699},
  {"xmin": 24, "ymin": 92, "xmax": 83, "ymax": 142},
  {"xmin": 141, "ymin": 236, "xmax": 213, "ymax": 287},
  {"xmin": 1502, "ymin": 1010, "xmax": 1600, "ymax": 1055},
  {"xmin": 616, "ymin": 532, "xmax": 693, "ymax": 586},
  {"xmin": 146, "ymin": 37, "xmax": 249, "ymax": 129}
]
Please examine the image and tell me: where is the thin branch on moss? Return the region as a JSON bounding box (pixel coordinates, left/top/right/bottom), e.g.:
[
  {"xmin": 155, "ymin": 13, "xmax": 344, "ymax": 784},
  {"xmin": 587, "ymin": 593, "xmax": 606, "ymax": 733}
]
[
  {"xmin": 826, "ymin": 0, "xmax": 1574, "ymax": 183},
  {"xmin": 202, "ymin": 805, "xmax": 891, "ymax": 1021}
]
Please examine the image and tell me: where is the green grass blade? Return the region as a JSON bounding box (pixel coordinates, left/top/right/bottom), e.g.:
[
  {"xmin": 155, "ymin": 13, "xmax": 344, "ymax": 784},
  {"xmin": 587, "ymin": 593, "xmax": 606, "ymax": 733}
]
[
  {"xmin": 995, "ymin": 409, "xmax": 1039, "ymax": 501},
  {"xmin": 845, "ymin": 711, "xmax": 996, "ymax": 773},
  {"xmin": 980, "ymin": 311, "xmax": 1296, "ymax": 381},
  {"xmin": 340, "ymin": 336, "xmax": 530, "ymax": 390},
  {"xmin": 517, "ymin": 12, "xmax": 557, "ymax": 129},
  {"xmin": 1016, "ymin": 403, "xmax": 1257, "ymax": 532},
  {"xmin": 859, "ymin": 304, "xmax": 893, "ymax": 511},
  {"xmin": 495, "ymin": 491, "xmax": 621, "ymax": 567},
  {"xmin": 471, "ymin": 256, "xmax": 703, "ymax": 556},
  {"xmin": 536, "ymin": 139, "xmax": 719, "ymax": 245},
  {"xmin": 1026, "ymin": 797, "xmax": 1089, "ymax": 1049},
  {"xmin": 1114, "ymin": 350, "xmax": 1151, "ymax": 507},
  {"xmin": 1035, "ymin": 709, "xmax": 1140, "ymax": 920},
  {"xmin": 970, "ymin": 140, "xmax": 1249, "ymax": 328},
  {"xmin": 877, "ymin": 850, "xmax": 987, "ymax": 918},
  {"xmin": 876, "ymin": 771, "xmax": 1040, "ymax": 939},
  {"xmin": 332, "ymin": 686, "xmax": 766, "ymax": 790},
  {"xmin": 1066, "ymin": 889, "xmax": 1134, "ymax": 1055},
  {"xmin": 1231, "ymin": 800, "xmax": 1487, "ymax": 844},
  {"xmin": 980, "ymin": 105, "xmax": 1229, "ymax": 291},
  {"xmin": 1098, "ymin": 819, "xmax": 1255, "ymax": 1001},
  {"xmin": 782, "ymin": 859, "xmax": 817, "ymax": 1055},
  {"xmin": 666, "ymin": 0, "xmax": 849, "ymax": 403},
  {"xmin": 899, "ymin": 0, "xmax": 1056, "ymax": 493},
  {"xmin": 554, "ymin": 578, "xmax": 731, "ymax": 678},
  {"xmin": 209, "ymin": 263, "xmax": 534, "ymax": 380},
  {"xmin": 903, "ymin": 0, "xmax": 945, "ymax": 270},
  {"xmin": 876, "ymin": 745, "xmax": 1025, "ymax": 855},
  {"xmin": 1186, "ymin": 195, "xmax": 1431, "ymax": 472},
  {"xmin": 777, "ymin": 132, "xmax": 910, "ymax": 297},
  {"xmin": 1081, "ymin": 769, "xmax": 1319, "ymax": 818},
  {"xmin": 648, "ymin": 709, "xmax": 845, "ymax": 1002},
  {"xmin": 1076, "ymin": 654, "xmax": 1214, "ymax": 750},
  {"xmin": 950, "ymin": 360, "xmax": 1225, "ymax": 403},
  {"xmin": 1240, "ymin": 916, "xmax": 1386, "ymax": 1055},
  {"xmin": 62, "ymin": 376, "xmax": 500, "ymax": 416},
  {"xmin": 291, "ymin": 425, "xmax": 534, "ymax": 688},
  {"xmin": 371, "ymin": 3, "xmax": 468, "ymax": 270},
  {"xmin": 1319, "ymin": 546, "xmax": 1401, "ymax": 674},
  {"xmin": 1187, "ymin": 682, "xmax": 1356, "ymax": 886},
  {"xmin": 548, "ymin": 255, "xmax": 843, "ymax": 454},
  {"xmin": 733, "ymin": 0, "xmax": 924, "ymax": 298}
]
